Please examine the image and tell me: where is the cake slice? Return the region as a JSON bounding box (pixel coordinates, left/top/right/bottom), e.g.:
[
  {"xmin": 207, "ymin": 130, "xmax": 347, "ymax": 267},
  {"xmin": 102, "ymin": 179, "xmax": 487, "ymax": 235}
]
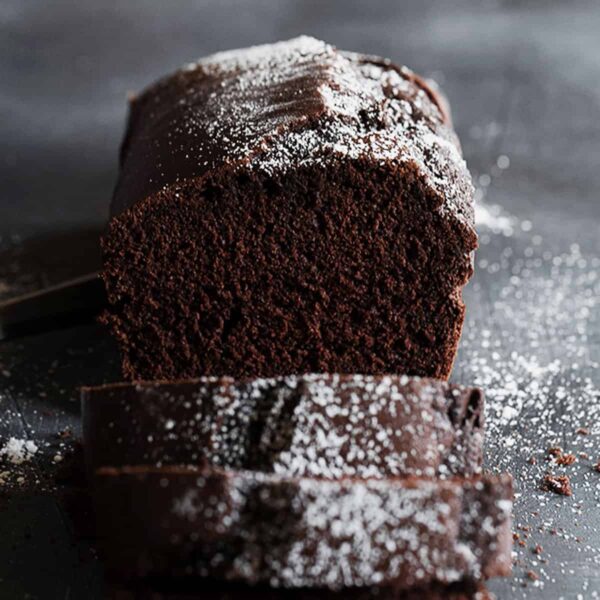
[
  {"xmin": 93, "ymin": 466, "xmax": 512, "ymax": 590},
  {"xmin": 82, "ymin": 374, "xmax": 484, "ymax": 478},
  {"xmin": 101, "ymin": 36, "xmax": 476, "ymax": 381}
]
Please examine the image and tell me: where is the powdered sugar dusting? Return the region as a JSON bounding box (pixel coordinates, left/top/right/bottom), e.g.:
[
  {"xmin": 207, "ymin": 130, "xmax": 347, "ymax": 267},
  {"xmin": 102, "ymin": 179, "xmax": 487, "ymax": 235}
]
[
  {"xmin": 243, "ymin": 41, "xmax": 472, "ymax": 216},
  {"xmin": 0, "ymin": 437, "xmax": 38, "ymax": 465},
  {"xmin": 464, "ymin": 240, "xmax": 600, "ymax": 462},
  {"xmin": 98, "ymin": 466, "xmax": 511, "ymax": 590},
  {"xmin": 89, "ymin": 371, "xmax": 511, "ymax": 589},
  {"xmin": 263, "ymin": 374, "xmax": 482, "ymax": 479},
  {"xmin": 456, "ymin": 161, "xmax": 600, "ymax": 594},
  {"xmin": 84, "ymin": 374, "xmax": 484, "ymax": 479},
  {"xmin": 117, "ymin": 36, "xmax": 474, "ymax": 232},
  {"xmin": 475, "ymin": 201, "xmax": 518, "ymax": 236},
  {"xmin": 189, "ymin": 35, "xmax": 331, "ymax": 75}
]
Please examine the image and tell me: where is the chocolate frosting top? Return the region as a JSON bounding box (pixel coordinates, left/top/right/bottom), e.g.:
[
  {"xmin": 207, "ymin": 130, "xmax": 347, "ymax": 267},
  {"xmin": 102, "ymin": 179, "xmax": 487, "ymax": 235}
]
[{"xmin": 111, "ymin": 36, "xmax": 473, "ymax": 228}]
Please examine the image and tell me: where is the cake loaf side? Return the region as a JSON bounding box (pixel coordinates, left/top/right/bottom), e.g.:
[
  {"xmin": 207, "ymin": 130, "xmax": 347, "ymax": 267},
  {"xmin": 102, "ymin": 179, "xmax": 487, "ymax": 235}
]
[
  {"xmin": 93, "ymin": 466, "xmax": 512, "ymax": 590},
  {"xmin": 82, "ymin": 374, "xmax": 484, "ymax": 479}
]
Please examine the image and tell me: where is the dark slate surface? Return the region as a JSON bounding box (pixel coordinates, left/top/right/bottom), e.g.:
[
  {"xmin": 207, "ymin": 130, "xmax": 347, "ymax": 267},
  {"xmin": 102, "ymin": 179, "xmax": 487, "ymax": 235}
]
[{"xmin": 1, "ymin": 1, "xmax": 600, "ymax": 598}]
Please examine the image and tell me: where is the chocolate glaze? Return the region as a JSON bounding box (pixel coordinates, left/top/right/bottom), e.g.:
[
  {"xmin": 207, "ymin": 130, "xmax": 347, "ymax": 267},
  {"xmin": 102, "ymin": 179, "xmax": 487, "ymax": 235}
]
[
  {"xmin": 82, "ymin": 374, "xmax": 484, "ymax": 479},
  {"xmin": 93, "ymin": 466, "xmax": 512, "ymax": 590},
  {"xmin": 345, "ymin": 52, "xmax": 453, "ymax": 126},
  {"xmin": 110, "ymin": 37, "xmax": 470, "ymax": 219}
]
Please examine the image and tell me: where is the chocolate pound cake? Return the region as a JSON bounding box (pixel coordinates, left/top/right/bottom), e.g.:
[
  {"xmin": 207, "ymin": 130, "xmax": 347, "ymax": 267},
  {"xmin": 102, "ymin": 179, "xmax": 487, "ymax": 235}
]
[
  {"xmin": 102, "ymin": 36, "xmax": 476, "ymax": 381},
  {"xmin": 85, "ymin": 374, "xmax": 511, "ymax": 592},
  {"xmin": 93, "ymin": 466, "xmax": 512, "ymax": 590},
  {"xmin": 82, "ymin": 374, "xmax": 484, "ymax": 478}
]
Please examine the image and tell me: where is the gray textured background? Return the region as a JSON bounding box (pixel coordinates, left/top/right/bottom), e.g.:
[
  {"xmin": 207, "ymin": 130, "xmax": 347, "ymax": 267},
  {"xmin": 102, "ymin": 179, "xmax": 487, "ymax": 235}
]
[
  {"xmin": 3, "ymin": 0, "xmax": 600, "ymax": 237},
  {"xmin": 1, "ymin": 1, "xmax": 600, "ymax": 598}
]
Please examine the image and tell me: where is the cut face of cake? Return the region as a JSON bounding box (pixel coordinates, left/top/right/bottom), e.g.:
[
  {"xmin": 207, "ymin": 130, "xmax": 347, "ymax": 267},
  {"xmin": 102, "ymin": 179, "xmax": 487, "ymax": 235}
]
[{"xmin": 102, "ymin": 36, "xmax": 476, "ymax": 380}]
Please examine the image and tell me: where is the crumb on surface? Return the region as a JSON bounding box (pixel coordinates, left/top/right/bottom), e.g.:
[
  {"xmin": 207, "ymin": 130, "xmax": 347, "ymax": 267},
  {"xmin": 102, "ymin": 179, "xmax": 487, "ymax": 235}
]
[{"xmin": 541, "ymin": 473, "xmax": 572, "ymax": 496}]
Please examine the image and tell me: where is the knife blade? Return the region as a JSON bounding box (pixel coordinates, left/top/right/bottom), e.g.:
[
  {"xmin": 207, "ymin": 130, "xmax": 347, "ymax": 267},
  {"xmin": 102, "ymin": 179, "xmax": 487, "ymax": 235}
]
[{"xmin": 0, "ymin": 272, "xmax": 106, "ymax": 341}]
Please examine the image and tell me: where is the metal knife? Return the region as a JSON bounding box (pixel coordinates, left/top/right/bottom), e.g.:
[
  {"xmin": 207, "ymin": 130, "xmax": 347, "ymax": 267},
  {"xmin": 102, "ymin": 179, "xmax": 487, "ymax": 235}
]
[{"xmin": 0, "ymin": 272, "xmax": 106, "ymax": 341}]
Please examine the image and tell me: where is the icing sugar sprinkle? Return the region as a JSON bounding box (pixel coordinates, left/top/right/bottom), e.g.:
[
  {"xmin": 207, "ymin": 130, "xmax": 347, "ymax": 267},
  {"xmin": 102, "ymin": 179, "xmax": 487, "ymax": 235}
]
[
  {"xmin": 136, "ymin": 36, "xmax": 473, "ymax": 229},
  {"xmin": 154, "ymin": 468, "xmax": 511, "ymax": 589},
  {"xmin": 0, "ymin": 437, "xmax": 38, "ymax": 465},
  {"xmin": 91, "ymin": 374, "xmax": 483, "ymax": 480},
  {"xmin": 458, "ymin": 150, "xmax": 600, "ymax": 596}
]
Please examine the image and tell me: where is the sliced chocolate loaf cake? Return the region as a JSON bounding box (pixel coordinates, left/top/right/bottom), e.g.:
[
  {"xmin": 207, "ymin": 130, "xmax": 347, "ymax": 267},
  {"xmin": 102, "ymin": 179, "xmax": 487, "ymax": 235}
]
[
  {"xmin": 85, "ymin": 374, "xmax": 511, "ymax": 592},
  {"xmin": 82, "ymin": 374, "xmax": 484, "ymax": 478},
  {"xmin": 102, "ymin": 36, "xmax": 476, "ymax": 381},
  {"xmin": 93, "ymin": 466, "xmax": 512, "ymax": 590}
]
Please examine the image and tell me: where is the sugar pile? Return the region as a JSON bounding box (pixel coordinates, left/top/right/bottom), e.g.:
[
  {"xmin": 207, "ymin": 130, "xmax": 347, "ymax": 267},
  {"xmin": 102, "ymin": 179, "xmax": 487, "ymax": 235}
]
[
  {"xmin": 0, "ymin": 437, "xmax": 38, "ymax": 465},
  {"xmin": 0, "ymin": 436, "xmax": 39, "ymax": 487}
]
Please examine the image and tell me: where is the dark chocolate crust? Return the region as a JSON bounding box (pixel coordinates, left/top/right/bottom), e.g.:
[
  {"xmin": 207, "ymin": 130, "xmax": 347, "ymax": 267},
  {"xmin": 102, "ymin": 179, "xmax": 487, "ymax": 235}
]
[
  {"xmin": 82, "ymin": 374, "xmax": 484, "ymax": 479},
  {"xmin": 102, "ymin": 37, "xmax": 477, "ymax": 381},
  {"xmin": 93, "ymin": 466, "xmax": 512, "ymax": 590},
  {"xmin": 110, "ymin": 40, "xmax": 470, "ymax": 218}
]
